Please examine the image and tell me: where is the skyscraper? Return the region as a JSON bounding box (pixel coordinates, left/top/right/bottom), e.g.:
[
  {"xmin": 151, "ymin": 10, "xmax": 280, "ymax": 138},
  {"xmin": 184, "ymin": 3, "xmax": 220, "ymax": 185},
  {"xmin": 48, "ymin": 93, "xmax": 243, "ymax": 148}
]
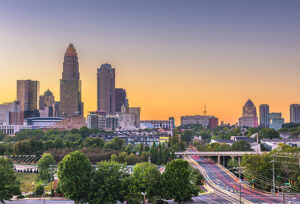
[
  {"xmin": 115, "ymin": 88, "xmax": 127, "ymax": 112},
  {"xmin": 17, "ymin": 80, "xmax": 40, "ymax": 118},
  {"xmin": 259, "ymin": 104, "xmax": 269, "ymax": 128},
  {"xmin": 39, "ymin": 89, "xmax": 55, "ymax": 117},
  {"xmin": 238, "ymin": 99, "xmax": 258, "ymax": 127},
  {"xmin": 97, "ymin": 64, "xmax": 115, "ymax": 113},
  {"xmin": 290, "ymin": 104, "xmax": 300, "ymax": 123},
  {"xmin": 60, "ymin": 43, "xmax": 83, "ymax": 118}
]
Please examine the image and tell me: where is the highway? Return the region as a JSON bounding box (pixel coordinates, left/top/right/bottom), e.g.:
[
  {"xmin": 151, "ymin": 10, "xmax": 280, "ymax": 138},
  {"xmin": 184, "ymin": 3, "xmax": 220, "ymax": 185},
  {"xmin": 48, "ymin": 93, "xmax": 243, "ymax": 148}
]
[{"xmin": 186, "ymin": 151, "xmax": 300, "ymax": 203}]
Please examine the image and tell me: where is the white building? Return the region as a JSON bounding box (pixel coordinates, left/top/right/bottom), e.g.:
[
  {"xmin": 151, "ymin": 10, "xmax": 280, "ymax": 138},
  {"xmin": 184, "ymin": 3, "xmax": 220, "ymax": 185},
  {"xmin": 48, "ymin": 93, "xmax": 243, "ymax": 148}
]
[
  {"xmin": 0, "ymin": 125, "xmax": 32, "ymax": 135},
  {"xmin": 261, "ymin": 138, "xmax": 300, "ymax": 150}
]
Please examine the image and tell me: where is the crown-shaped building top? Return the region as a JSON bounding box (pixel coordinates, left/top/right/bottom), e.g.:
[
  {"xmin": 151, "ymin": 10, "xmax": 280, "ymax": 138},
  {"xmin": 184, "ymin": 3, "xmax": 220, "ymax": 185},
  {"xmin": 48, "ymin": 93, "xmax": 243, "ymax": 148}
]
[{"xmin": 65, "ymin": 43, "xmax": 77, "ymax": 56}]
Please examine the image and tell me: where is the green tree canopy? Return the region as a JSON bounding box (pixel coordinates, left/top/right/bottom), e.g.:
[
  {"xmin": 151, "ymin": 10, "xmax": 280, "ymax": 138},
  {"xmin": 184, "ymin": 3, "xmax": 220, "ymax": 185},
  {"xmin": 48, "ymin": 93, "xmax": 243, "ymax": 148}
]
[
  {"xmin": 0, "ymin": 157, "xmax": 20, "ymax": 203},
  {"xmin": 37, "ymin": 153, "xmax": 56, "ymax": 183},
  {"xmin": 58, "ymin": 151, "xmax": 92, "ymax": 204},
  {"xmin": 180, "ymin": 130, "xmax": 194, "ymax": 144},
  {"xmin": 161, "ymin": 159, "xmax": 198, "ymax": 202},
  {"xmin": 231, "ymin": 141, "xmax": 252, "ymax": 151},
  {"xmin": 89, "ymin": 161, "xmax": 128, "ymax": 204},
  {"xmin": 258, "ymin": 128, "xmax": 280, "ymax": 140},
  {"xmin": 131, "ymin": 162, "xmax": 161, "ymax": 202},
  {"xmin": 81, "ymin": 137, "xmax": 105, "ymax": 149},
  {"xmin": 104, "ymin": 137, "xmax": 125, "ymax": 150}
]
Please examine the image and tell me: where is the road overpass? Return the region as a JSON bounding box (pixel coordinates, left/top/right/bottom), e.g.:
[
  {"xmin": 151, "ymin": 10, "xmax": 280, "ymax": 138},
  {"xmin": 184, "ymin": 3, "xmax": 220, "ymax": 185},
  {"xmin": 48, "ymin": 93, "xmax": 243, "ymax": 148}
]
[{"xmin": 175, "ymin": 151, "xmax": 264, "ymax": 165}]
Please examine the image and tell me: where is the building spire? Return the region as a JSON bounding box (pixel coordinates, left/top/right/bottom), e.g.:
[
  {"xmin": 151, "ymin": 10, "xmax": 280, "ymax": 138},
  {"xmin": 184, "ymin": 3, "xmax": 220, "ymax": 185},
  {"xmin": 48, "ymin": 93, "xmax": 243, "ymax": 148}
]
[{"xmin": 65, "ymin": 43, "xmax": 77, "ymax": 56}]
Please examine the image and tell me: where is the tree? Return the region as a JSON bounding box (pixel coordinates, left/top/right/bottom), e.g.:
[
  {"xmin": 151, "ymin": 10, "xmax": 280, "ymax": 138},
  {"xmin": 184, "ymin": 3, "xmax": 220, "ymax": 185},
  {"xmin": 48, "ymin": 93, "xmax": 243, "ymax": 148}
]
[
  {"xmin": 131, "ymin": 162, "xmax": 161, "ymax": 202},
  {"xmin": 89, "ymin": 161, "xmax": 128, "ymax": 204},
  {"xmin": 58, "ymin": 151, "xmax": 92, "ymax": 204},
  {"xmin": 81, "ymin": 138, "xmax": 104, "ymax": 149},
  {"xmin": 227, "ymin": 158, "xmax": 238, "ymax": 168},
  {"xmin": 37, "ymin": 153, "xmax": 56, "ymax": 183},
  {"xmin": 13, "ymin": 137, "xmax": 44, "ymax": 155},
  {"xmin": 104, "ymin": 137, "xmax": 125, "ymax": 150},
  {"xmin": 199, "ymin": 131, "xmax": 211, "ymax": 141},
  {"xmin": 79, "ymin": 127, "xmax": 91, "ymax": 139},
  {"xmin": 180, "ymin": 130, "xmax": 194, "ymax": 144},
  {"xmin": 140, "ymin": 151, "xmax": 151, "ymax": 162},
  {"xmin": 0, "ymin": 157, "xmax": 20, "ymax": 203},
  {"xmin": 125, "ymin": 153, "xmax": 139, "ymax": 165},
  {"xmin": 258, "ymin": 128, "xmax": 279, "ymax": 140},
  {"xmin": 161, "ymin": 159, "xmax": 198, "ymax": 203},
  {"xmin": 0, "ymin": 132, "xmax": 7, "ymax": 141},
  {"xmin": 231, "ymin": 141, "xmax": 252, "ymax": 151}
]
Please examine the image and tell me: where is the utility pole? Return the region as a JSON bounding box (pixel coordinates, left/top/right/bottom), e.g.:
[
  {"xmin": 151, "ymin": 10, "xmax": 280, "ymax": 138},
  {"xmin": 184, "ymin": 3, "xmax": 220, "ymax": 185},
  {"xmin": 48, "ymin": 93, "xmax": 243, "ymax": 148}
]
[
  {"xmin": 277, "ymin": 185, "xmax": 290, "ymax": 204},
  {"xmin": 270, "ymin": 156, "xmax": 276, "ymax": 194},
  {"xmin": 230, "ymin": 167, "xmax": 245, "ymax": 204}
]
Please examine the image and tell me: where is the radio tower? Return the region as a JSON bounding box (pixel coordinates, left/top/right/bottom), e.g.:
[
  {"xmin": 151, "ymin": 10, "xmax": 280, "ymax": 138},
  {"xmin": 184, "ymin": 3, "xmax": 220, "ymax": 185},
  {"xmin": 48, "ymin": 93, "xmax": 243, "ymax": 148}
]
[{"xmin": 204, "ymin": 103, "xmax": 207, "ymax": 115}]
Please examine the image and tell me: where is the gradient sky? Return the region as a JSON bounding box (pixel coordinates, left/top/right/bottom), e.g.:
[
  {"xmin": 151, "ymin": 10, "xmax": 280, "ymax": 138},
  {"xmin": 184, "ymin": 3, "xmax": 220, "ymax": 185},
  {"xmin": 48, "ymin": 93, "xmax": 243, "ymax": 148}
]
[{"xmin": 1, "ymin": 0, "xmax": 300, "ymax": 125}]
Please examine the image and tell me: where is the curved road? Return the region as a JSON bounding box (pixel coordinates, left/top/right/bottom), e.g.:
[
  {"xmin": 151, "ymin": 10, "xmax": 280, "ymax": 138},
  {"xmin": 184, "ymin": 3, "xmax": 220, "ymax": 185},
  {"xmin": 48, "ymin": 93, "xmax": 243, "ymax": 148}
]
[{"xmin": 186, "ymin": 153, "xmax": 300, "ymax": 203}]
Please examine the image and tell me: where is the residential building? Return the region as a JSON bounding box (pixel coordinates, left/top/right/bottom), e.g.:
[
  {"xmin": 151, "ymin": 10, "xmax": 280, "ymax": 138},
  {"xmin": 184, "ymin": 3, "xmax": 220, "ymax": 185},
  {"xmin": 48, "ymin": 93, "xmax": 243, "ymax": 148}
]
[
  {"xmin": 238, "ymin": 99, "xmax": 258, "ymax": 127},
  {"xmin": 259, "ymin": 104, "xmax": 269, "ymax": 128},
  {"xmin": 290, "ymin": 104, "xmax": 300, "ymax": 123},
  {"xmin": 97, "ymin": 63, "xmax": 115, "ymax": 113},
  {"xmin": 181, "ymin": 115, "xmax": 211, "ymax": 128},
  {"xmin": 141, "ymin": 117, "xmax": 175, "ymax": 129},
  {"xmin": 209, "ymin": 117, "xmax": 218, "ymax": 129},
  {"xmin": 60, "ymin": 43, "xmax": 83, "ymax": 118},
  {"xmin": 87, "ymin": 111, "xmax": 119, "ymax": 131},
  {"xmin": 261, "ymin": 138, "xmax": 300, "ymax": 150}
]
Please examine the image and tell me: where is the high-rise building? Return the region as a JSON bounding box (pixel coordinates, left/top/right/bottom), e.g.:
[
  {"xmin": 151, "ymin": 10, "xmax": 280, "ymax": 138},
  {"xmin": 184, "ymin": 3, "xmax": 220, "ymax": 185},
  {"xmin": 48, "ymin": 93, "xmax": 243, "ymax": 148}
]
[
  {"xmin": 290, "ymin": 104, "xmax": 300, "ymax": 123},
  {"xmin": 269, "ymin": 112, "xmax": 284, "ymax": 130},
  {"xmin": 60, "ymin": 43, "xmax": 83, "ymax": 118},
  {"xmin": 129, "ymin": 107, "xmax": 141, "ymax": 128},
  {"xmin": 115, "ymin": 88, "xmax": 127, "ymax": 112},
  {"xmin": 17, "ymin": 80, "xmax": 40, "ymax": 112},
  {"xmin": 259, "ymin": 104, "xmax": 269, "ymax": 128},
  {"xmin": 238, "ymin": 99, "xmax": 258, "ymax": 127},
  {"xmin": 39, "ymin": 89, "xmax": 55, "ymax": 117},
  {"xmin": 97, "ymin": 64, "xmax": 115, "ymax": 113},
  {"xmin": 0, "ymin": 101, "xmax": 23, "ymax": 125}
]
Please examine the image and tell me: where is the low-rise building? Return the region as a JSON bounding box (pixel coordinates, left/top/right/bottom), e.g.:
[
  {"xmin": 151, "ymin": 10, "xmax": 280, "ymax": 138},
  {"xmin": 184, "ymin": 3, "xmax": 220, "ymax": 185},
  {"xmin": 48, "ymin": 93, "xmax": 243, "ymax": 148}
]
[
  {"xmin": 261, "ymin": 138, "xmax": 300, "ymax": 150},
  {"xmin": 0, "ymin": 125, "xmax": 32, "ymax": 135},
  {"xmin": 141, "ymin": 117, "xmax": 175, "ymax": 129},
  {"xmin": 181, "ymin": 115, "xmax": 218, "ymax": 129}
]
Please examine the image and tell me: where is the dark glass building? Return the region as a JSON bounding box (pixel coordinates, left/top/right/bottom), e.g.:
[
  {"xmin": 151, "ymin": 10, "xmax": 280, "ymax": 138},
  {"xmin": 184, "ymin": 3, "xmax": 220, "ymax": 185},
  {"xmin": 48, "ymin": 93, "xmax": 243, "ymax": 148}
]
[
  {"xmin": 115, "ymin": 88, "xmax": 127, "ymax": 112},
  {"xmin": 97, "ymin": 64, "xmax": 115, "ymax": 113},
  {"xmin": 259, "ymin": 104, "xmax": 269, "ymax": 128},
  {"xmin": 17, "ymin": 80, "xmax": 40, "ymax": 118},
  {"xmin": 60, "ymin": 44, "xmax": 83, "ymax": 118}
]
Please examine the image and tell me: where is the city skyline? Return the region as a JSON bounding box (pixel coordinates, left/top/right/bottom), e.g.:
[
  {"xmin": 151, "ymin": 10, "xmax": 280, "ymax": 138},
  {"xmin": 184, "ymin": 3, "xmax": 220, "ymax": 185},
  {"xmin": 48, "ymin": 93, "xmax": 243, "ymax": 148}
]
[{"xmin": 1, "ymin": 0, "xmax": 300, "ymax": 124}]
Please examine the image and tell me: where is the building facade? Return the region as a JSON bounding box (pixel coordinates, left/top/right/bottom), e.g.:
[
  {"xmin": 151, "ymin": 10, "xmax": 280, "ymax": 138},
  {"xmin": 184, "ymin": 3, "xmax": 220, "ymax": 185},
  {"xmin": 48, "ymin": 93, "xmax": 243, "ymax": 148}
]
[
  {"xmin": 238, "ymin": 99, "xmax": 258, "ymax": 127},
  {"xmin": 129, "ymin": 107, "xmax": 141, "ymax": 128},
  {"xmin": 97, "ymin": 64, "xmax": 115, "ymax": 113},
  {"xmin": 115, "ymin": 88, "xmax": 127, "ymax": 113},
  {"xmin": 290, "ymin": 104, "xmax": 300, "ymax": 123},
  {"xmin": 269, "ymin": 112, "xmax": 284, "ymax": 130},
  {"xmin": 60, "ymin": 44, "xmax": 83, "ymax": 118},
  {"xmin": 141, "ymin": 117, "xmax": 175, "ymax": 129},
  {"xmin": 17, "ymin": 80, "xmax": 40, "ymax": 118},
  {"xmin": 0, "ymin": 101, "xmax": 22, "ymax": 125},
  {"xmin": 259, "ymin": 104, "xmax": 269, "ymax": 128},
  {"xmin": 39, "ymin": 89, "xmax": 56, "ymax": 117},
  {"xmin": 181, "ymin": 115, "xmax": 211, "ymax": 128}
]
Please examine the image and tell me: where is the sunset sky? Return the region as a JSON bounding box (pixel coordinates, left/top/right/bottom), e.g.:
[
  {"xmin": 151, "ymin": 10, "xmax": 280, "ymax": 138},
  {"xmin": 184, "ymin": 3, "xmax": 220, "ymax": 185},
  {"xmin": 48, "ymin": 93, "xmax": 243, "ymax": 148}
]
[{"xmin": 1, "ymin": 0, "xmax": 300, "ymax": 125}]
